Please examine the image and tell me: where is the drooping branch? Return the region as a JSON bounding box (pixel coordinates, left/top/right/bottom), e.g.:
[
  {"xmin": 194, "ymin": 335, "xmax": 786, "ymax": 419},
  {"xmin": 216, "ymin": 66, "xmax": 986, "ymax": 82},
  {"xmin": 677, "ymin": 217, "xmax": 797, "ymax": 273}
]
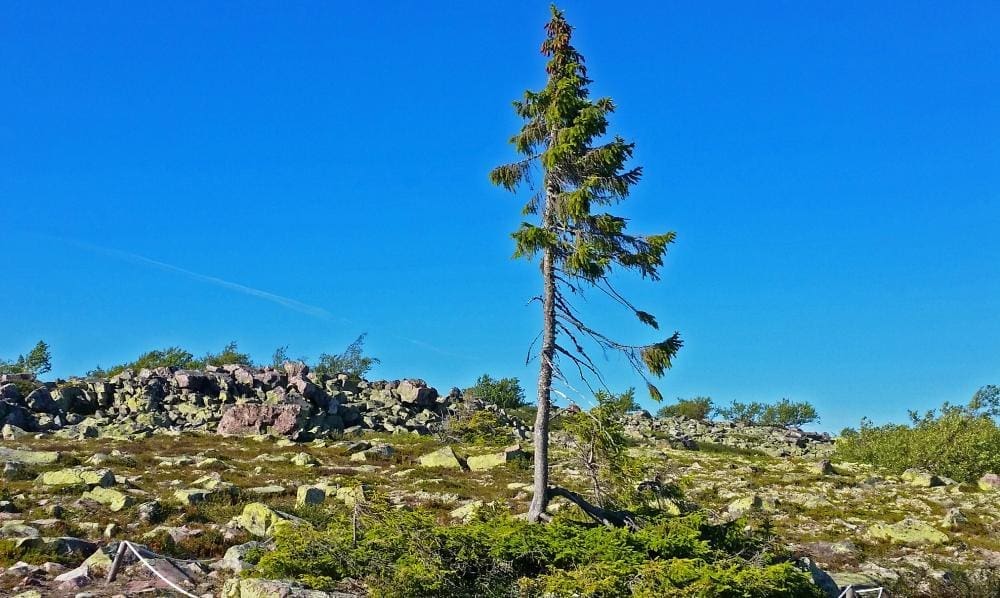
[{"xmin": 546, "ymin": 486, "xmax": 638, "ymax": 530}]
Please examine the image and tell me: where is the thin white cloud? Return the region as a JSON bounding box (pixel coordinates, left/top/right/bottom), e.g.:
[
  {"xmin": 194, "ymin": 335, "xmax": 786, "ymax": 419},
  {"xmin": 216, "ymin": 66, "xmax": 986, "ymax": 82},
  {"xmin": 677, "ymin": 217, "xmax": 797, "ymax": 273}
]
[{"xmin": 60, "ymin": 238, "xmax": 336, "ymax": 321}]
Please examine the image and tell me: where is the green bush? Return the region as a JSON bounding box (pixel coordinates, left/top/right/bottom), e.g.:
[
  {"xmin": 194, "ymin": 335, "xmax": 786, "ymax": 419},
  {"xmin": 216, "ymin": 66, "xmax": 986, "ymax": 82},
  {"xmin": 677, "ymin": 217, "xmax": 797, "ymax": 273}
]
[
  {"xmin": 252, "ymin": 502, "xmax": 821, "ymax": 598},
  {"xmin": 465, "ymin": 374, "xmax": 527, "ymax": 409},
  {"xmin": 835, "ymin": 387, "xmax": 1000, "ymax": 483},
  {"xmin": 760, "ymin": 399, "xmax": 819, "ymax": 427},
  {"xmin": 656, "ymin": 397, "xmax": 714, "ymax": 420},
  {"xmin": 715, "ymin": 399, "xmax": 819, "ymax": 427},
  {"xmin": 313, "ymin": 334, "xmax": 380, "ymax": 379},
  {"xmin": 715, "ymin": 401, "xmax": 766, "ymax": 425},
  {"xmin": 444, "ymin": 409, "xmax": 511, "ymax": 445},
  {"xmin": 0, "ymin": 340, "xmax": 52, "ymax": 376},
  {"xmin": 201, "ymin": 341, "xmax": 252, "ymax": 368}
]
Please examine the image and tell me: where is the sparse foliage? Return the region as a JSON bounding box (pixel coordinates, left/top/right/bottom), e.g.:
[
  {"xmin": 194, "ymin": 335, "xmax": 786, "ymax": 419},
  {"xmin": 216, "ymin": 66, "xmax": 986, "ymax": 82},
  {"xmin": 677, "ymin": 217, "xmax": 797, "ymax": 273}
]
[
  {"xmin": 716, "ymin": 401, "xmax": 767, "ymax": 425},
  {"xmin": 656, "ymin": 397, "xmax": 714, "ymax": 421},
  {"xmin": 201, "ymin": 341, "xmax": 252, "ymax": 367},
  {"xmin": 465, "ymin": 374, "xmax": 527, "ymax": 409},
  {"xmin": 759, "ymin": 399, "xmax": 819, "ymax": 428},
  {"xmin": 490, "ymin": 5, "xmax": 681, "ymax": 522},
  {"xmin": 715, "ymin": 399, "xmax": 818, "ymax": 428},
  {"xmin": 0, "ymin": 340, "xmax": 52, "ymax": 376},
  {"xmin": 271, "ymin": 346, "xmax": 290, "ymax": 368},
  {"xmin": 562, "ymin": 389, "xmax": 644, "ymax": 511},
  {"xmin": 313, "ymin": 334, "xmax": 380, "ymax": 379}
]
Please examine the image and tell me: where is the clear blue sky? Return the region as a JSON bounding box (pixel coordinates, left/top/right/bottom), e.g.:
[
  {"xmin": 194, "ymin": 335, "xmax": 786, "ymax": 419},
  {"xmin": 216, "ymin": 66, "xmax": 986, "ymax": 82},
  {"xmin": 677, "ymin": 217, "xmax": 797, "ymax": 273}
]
[{"xmin": 2, "ymin": 2, "xmax": 997, "ymax": 432}]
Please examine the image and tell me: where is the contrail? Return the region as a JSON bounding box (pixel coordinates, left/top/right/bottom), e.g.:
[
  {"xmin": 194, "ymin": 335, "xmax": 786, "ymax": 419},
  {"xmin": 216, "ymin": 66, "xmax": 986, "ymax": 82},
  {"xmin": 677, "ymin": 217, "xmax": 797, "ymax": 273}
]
[{"xmin": 56, "ymin": 238, "xmax": 336, "ymax": 321}]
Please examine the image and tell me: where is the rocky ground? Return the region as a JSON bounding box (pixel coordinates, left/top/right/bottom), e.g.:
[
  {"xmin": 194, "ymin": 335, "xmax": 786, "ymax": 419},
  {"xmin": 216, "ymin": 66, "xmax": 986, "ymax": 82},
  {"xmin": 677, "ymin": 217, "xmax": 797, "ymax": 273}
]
[
  {"xmin": 0, "ymin": 369, "xmax": 996, "ymax": 597},
  {"xmin": 0, "ymin": 427, "xmax": 995, "ymax": 596}
]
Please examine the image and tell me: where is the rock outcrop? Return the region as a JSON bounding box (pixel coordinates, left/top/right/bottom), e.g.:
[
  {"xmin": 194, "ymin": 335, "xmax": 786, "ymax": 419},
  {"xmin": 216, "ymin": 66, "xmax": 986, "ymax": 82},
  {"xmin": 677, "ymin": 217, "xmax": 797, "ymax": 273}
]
[{"xmin": 0, "ymin": 366, "xmax": 457, "ymax": 440}]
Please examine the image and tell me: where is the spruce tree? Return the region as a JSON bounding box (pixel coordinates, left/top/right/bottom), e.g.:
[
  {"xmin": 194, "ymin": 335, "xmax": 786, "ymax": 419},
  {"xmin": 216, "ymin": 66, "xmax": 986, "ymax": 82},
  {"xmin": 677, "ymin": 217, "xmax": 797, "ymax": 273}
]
[{"xmin": 490, "ymin": 5, "xmax": 682, "ymax": 523}]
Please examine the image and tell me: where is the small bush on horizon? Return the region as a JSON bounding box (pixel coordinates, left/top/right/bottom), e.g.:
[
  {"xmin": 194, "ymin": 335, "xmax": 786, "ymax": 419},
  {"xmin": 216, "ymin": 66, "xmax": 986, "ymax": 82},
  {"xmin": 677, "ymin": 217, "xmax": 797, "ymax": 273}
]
[
  {"xmin": 656, "ymin": 397, "xmax": 714, "ymax": 420},
  {"xmin": 465, "ymin": 374, "xmax": 527, "ymax": 409},
  {"xmin": 760, "ymin": 399, "xmax": 819, "ymax": 427},
  {"xmin": 715, "ymin": 399, "xmax": 819, "ymax": 428},
  {"xmin": 95, "ymin": 341, "xmax": 250, "ymax": 377},
  {"xmin": 835, "ymin": 385, "xmax": 1000, "ymax": 483},
  {"xmin": 312, "ymin": 333, "xmax": 380, "ymax": 380},
  {"xmin": 0, "ymin": 340, "xmax": 52, "ymax": 376}
]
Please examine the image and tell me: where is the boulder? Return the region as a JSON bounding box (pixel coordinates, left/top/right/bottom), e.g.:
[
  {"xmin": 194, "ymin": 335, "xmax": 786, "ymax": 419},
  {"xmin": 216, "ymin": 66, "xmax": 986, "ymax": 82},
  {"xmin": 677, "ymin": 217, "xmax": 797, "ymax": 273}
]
[
  {"xmin": 978, "ymin": 472, "xmax": 1000, "ymax": 491},
  {"xmin": 213, "ymin": 540, "xmax": 269, "ymax": 573},
  {"xmin": 222, "ymin": 577, "xmax": 351, "ymax": 598},
  {"xmin": 726, "ymin": 495, "xmax": 762, "ymax": 517},
  {"xmin": 0, "ymin": 447, "xmax": 60, "ymax": 465},
  {"xmin": 36, "ymin": 467, "xmax": 115, "ymax": 488},
  {"xmin": 900, "ymin": 468, "xmax": 943, "ymax": 487},
  {"xmin": 335, "ymin": 485, "xmax": 365, "ymax": 508},
  {"xmin": 467, "ymin": 445, "xmax": 527, "ymax": 471},
  {"xmin": 450, "ymin": 500, "xmax": 483, "ymax": 522},
  {"xmin": 296, "ymin": 485, "xmax": 327, "ymax": 507},
  {"xmin": 397, "ymin": 380, "xmax": 438, "ymax": 405},
  {"xmin": 174, "ymin": 370, "xmax": 211, "ymax": 393},
  {"xmin": 82, "ymin": 487, "xmax": 134, "ymax": 511},
  {"xmin": 26, "ymin": 388, "xmax": 60, "ymax": 414},
  {"xmin": 234, "ymin": 502, "xmax": 304, "ymax": 538},
  {"xmin": 419, "ymin": 446, "xmax": 464, "ymax": 469},
  {"xmin": 865, "ymin": 518, "xmax": 949, "ymax": 545},
  {"xmin": 218, "ymin": 401, "xmax": 312, "ymax": 437}
]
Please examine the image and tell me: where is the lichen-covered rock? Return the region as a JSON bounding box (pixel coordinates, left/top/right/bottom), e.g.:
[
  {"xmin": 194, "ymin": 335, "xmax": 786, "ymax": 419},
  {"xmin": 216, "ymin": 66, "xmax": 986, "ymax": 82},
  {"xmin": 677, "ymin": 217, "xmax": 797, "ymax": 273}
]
[
  {"xmin": 449, "ymin": 500, "xmax": 483, "ymax": 522},
  {"xmin": 419, "ymin": 446, "xmax": 463, "ymax": 469},
  {"xmin": 900, "ymin": 468, "xmax": 943, "ymax": 488},
  {"xmin": 0, "ymin": 447, "xmax": 60, "ymax": 465},
  {"xmin": 727, "ymin": 495, "xmax": 762, "ymax": 517},
  {"xmin": 222, "ymin": 577, "xmax": 349, "ymax": 598},
  {"xmin": 234, "ymin": 502, "xmax": 304, "ymax": 537},
  {"xmin": 335, "ymin": 485, "xmax": 365, "ymax": 507},
  {"xmin": 82, "ymin": 486, "xmax": 134, "ymax": 511},
  {"xmin": 978, "ymin": 472, "xmax": 1000, "ymax": 491},
  {"xmin": 213, "ymin": 541, "xmax": 269, "ymax": 573},
  {"xmin": 467, "ymin": 446, "xmax": 526, "ymax": 471},
  {"xmin": 865, "ymin": 518, "xmax": 949, "ymax": 545},
  {"xmin": 36, "ymin": 467, "xmax": 115, "ymax": 488}
]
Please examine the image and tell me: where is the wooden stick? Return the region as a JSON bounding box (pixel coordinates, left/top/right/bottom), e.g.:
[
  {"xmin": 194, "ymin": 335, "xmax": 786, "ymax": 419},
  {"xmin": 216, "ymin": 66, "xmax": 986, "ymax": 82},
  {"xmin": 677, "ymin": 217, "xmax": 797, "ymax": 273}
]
[{"xmin": 105, "ymin": 540, "xmax": 129, "ymax": 584}]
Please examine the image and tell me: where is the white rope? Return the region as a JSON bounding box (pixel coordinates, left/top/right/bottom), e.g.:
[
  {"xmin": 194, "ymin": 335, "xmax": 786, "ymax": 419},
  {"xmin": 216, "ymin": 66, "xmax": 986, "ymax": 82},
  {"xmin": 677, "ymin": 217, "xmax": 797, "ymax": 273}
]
[
  {"xmin": 122, "ymin": 540, "xmax": 200, "ymax": 598},
  {"xmin": 837, "ymin": 586, "xmax": 884, "ymax": 598}
]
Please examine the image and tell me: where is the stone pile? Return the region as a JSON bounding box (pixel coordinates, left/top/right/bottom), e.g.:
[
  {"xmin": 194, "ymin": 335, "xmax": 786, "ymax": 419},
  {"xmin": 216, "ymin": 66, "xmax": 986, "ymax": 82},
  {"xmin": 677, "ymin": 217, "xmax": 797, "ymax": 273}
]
[
  {"xmin": 620, "ymin": 411, "xmax": 835, "ymax": 458},
  {"xmin": 0, "ymin": 364, "xmax": 459, "ymax": 440}
]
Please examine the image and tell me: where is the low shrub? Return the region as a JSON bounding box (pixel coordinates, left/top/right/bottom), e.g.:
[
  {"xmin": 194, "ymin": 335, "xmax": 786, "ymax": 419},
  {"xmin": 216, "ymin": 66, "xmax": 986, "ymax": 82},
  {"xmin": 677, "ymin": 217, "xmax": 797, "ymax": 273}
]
[
  {"xmin": 835, "ymin": 387, "xmax": 1000, "ymax": 483},
  {"xmin": 444, "ymin": 409, "xmax": 511, "ymax": 445},
  {"xmin": 465, "ymin": 374, "xmax": 528, "ymax": 409},
  {"xmin": 252, "ymin": 502, "xmax": 821, "ymax": 597},
  {"xmin": 716, "ymin": 399, "xmax": 819, "ymax": 427},
  {"xmin": 656, "ymin": 397, "xmax": 714, "ymax": 420}
]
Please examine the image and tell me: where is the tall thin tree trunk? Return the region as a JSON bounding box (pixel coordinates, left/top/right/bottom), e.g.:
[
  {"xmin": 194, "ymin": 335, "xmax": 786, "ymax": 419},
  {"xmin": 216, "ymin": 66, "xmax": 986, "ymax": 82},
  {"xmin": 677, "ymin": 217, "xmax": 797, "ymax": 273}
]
[{"xmin": 528, "ymin": 197, "xmax": 557, "ymax": 523}]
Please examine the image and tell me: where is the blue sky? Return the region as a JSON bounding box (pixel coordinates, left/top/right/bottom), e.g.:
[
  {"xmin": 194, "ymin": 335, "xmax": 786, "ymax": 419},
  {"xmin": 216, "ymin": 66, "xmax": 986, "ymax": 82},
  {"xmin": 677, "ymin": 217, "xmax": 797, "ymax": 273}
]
[{"xmin": 1, "ymin": 2, "xmax": 997, "ymax": 432}]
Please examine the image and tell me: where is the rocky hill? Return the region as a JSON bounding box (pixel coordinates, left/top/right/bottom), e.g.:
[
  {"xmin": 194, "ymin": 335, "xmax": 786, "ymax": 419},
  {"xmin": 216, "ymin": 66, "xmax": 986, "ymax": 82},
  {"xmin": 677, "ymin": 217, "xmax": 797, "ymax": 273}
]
[
  {"xmin": 0, "ymin": 368, "xmax": 996, "ymax": 597},
  {"xmin": 0, "ymin": 365, "xmax": 531, "ymax": 442}
]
